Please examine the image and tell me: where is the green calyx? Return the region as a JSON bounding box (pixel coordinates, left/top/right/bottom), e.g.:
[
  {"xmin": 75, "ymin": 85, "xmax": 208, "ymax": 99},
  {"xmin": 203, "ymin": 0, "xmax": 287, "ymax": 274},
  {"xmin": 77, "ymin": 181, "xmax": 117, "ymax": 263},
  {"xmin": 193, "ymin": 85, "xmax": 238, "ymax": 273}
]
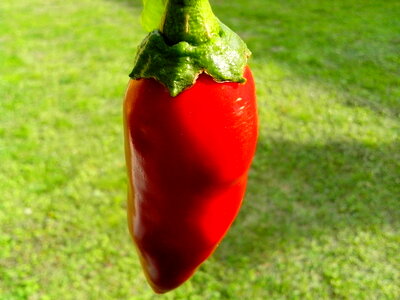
[{"xmin": 130, "ymin": 0, "xmax": 251, "ymax": 96}]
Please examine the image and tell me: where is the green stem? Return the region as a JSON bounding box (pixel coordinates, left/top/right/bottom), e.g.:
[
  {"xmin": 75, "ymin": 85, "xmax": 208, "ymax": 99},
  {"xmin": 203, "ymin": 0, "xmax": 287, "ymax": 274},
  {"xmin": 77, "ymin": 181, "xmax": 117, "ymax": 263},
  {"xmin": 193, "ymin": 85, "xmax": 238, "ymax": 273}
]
[
  {"xmin": 160, "ymin": 0, "xmax": 221, "ymax": 45},
  {"xmin": 131, "ymin": 0, "xmax": 250, "ymax": 95}
]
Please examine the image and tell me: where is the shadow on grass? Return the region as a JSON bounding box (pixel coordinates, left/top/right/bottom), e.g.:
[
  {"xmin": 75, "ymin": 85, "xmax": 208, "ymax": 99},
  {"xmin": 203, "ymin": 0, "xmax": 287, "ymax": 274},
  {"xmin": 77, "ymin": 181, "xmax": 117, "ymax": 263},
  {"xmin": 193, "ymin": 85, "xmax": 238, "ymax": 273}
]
[
  {"xmin": 211, "ymin": 0, "xmax": 400, "ymax": 118},
  {"xmin": 215, "ymin": 138, "xmax": 399, "ymax": 263}
]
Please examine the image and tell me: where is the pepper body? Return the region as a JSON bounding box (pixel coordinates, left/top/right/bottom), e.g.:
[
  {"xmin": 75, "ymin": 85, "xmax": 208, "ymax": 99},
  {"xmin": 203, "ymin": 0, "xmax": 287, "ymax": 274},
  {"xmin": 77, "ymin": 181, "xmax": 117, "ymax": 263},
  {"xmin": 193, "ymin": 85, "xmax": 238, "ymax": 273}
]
[{"xmin": 124, "ymin": 66, "xmax": 258, "ymax": 293}]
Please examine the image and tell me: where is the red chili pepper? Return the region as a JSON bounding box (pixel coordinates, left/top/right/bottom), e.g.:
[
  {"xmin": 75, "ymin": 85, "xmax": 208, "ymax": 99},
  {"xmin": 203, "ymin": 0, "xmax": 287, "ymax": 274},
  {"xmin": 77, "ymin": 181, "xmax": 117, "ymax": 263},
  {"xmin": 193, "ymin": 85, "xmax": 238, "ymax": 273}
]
[{"xmin": 124, "ymin": 0, "xmax": 258, "ymax": 293}]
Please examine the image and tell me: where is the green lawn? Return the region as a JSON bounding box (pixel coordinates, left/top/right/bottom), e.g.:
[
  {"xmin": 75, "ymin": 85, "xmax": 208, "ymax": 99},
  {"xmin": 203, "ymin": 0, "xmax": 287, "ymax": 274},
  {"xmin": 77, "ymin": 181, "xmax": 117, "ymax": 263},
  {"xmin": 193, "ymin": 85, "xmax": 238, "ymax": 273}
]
[{"xmin": 1, "ymin": 0, "xmax": 399, "ymax": 299}]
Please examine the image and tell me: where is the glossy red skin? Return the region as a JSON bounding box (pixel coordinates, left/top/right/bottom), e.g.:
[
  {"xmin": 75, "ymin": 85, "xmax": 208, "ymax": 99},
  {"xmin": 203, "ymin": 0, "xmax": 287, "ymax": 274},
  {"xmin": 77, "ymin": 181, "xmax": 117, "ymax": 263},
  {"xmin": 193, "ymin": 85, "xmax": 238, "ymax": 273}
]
[{"xmin": 123, "ymin": 66, "xmax": 258, "ymax": 293}]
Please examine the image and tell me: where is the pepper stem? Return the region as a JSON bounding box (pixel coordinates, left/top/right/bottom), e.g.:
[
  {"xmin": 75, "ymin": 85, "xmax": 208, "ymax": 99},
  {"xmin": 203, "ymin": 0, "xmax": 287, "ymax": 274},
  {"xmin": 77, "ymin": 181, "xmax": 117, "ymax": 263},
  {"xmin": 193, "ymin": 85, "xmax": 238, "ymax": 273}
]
[{"xmin": 160, "ymin": 0, "xmax": 221, "ymax": 45}]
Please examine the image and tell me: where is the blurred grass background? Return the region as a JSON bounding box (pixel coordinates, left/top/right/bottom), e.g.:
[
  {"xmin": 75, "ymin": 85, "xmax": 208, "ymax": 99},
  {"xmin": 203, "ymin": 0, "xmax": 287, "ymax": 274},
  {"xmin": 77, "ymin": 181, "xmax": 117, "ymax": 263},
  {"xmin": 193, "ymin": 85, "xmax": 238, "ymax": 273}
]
[{"xmin": 0, "ymin": 0, "xmax": 399, "ymax": 299}]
